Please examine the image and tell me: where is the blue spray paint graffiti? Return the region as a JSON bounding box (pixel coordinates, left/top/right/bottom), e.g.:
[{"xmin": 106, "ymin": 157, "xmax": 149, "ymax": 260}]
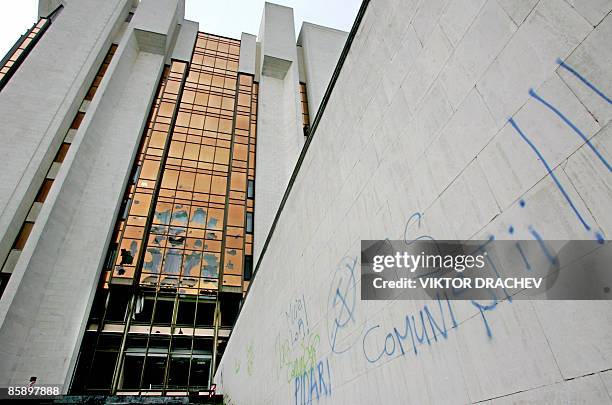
[
  {"xmin": 398, "ymin": 205, "xmax": 560, "ymax": 342},
  {"xmin": 508, "ymin": 117, "xmax": 593, "ymax": 232},
  {"xmin": 509, "ymin": 58, "xmax": 611, "ymax": 244},
  {"xmin": 327, "ymin": 256, "xmax": 359, "ymax": 354},
  {"xmin": 294, "ymin": 357, "xmax": 332, "ymax": 405},
  {"xmin": 285, "ymin": 295, "xmax": 311, "ymax": 345},
  {"xmin": 557, "ymin": 58, "xmax": 612, "ymax": 105},
  {"xmin": 529, "ymin": 88, "xmax": 611, "ymax": 172},
  {"xmin": 362, "ymin": 294, "xmax": 458, "ymax": 362}
]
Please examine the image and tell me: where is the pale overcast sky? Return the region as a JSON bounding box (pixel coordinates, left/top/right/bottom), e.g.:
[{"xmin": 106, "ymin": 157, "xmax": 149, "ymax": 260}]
[{"xmin": 0, "ymin": 1, "xmax": 361, "ymax": 58}]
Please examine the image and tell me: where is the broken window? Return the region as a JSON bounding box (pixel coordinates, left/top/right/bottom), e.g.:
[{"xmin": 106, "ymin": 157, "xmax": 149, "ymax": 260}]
[
  {"xmin": 104, "ymin": 242, "xmax": 118, "ymax": 270},
  {"xmin": 167, "ymin": 356, "xmax": 190, "ymax": 388},
  {"xmin": 86, "ymin": 351, "xmax": 117, "ymax": 390},
  {"xmin": 105, "ymin": 288, "xmax": 130, "ymax": 322},
  {"xmin": 189, "ymin": 358, "xmax": 210, "ymax": 389},
  {"xmin": 220, "ymin": 292, "xmax": 241, "ymax": 327},
  {"xmin": 153, "ymin": 299, "xmax": 174, "ymax": 324},
  {"xmin": 141, "ymin": 355, "xmax": 167, "ymax": 390},
  {"xmin": 120, "ymin": 354, "xmax": 144, "ymax": 389},
  {"xmin": 132, "ymin": 296, "xmax": 154, "ymax": 323},
  {"xmin": 195, "ymin": 302, "xmax": 215, "ymax": 326},
  {"xmin": 176, "ymin": 300, "xmax": 196, "ymax": 325}
]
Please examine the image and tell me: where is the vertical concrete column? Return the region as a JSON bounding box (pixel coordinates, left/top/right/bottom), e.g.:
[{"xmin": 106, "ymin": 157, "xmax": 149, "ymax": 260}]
[
  {"xmin": 38, "ymin": 0, "xmax": 63, "ymax": 18},
  {"xmin": 238, "ymin": 32, "xmax": 257, "ymax": 75},
  {"xmin": 0, "ymin": 0, "xmax": 130, "ymax": 291},
  {"xmin": 297, "ymin": 22, "xmax": 348, "ymax": 116},
  {"xmin": 0, "ymin": 0, "xmax": 188, "ymax": 390},
  {"xmin": 253, "ymin": 3, "xmax": 303, "ymax": 261},
  {"xmin": 172, "ymin": 19, "xmax": 199, "ymax": 63}
]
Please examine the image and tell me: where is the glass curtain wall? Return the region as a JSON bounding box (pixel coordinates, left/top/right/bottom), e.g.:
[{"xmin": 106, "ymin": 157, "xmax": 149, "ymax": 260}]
[{"xmin": 71, "ymin": 33, "xmax": 258, "ymax": 396}]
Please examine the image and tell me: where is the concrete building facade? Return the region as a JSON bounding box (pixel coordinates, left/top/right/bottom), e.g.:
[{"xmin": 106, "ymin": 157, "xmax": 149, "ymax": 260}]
[
  {"xmin": 1, "ymin": 0, "xmax": 611, "ymax": 403},
  {"xmin": 0, "ymin": 0, "xmax": 347, "ymax": 397}
]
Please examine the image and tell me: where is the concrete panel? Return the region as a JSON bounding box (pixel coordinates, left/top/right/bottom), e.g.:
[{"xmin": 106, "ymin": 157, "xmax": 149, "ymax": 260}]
[
  {"xmin": 38, "ymin": 0, "xmax": 63, "ymax": 18},
  {"xmin": 477, "ymin": 0, "xmax": 592, "ymax": 127},
  {"xmin": 439, "ymin": 0, "xmax": 487, "ymax": 47},
  {"xmin": 532, "ymin": 300, "xmax": 612, "ymax": 379},
  {"xmin": 602, "ymin": 370, "xmax": 612, "ymax": 399},
  {"xmin": 171, "ymin": 19, "xmax": 198, "ymax": 62},
  {"xmin": 439, "ymin": 0, "xmax": 516, "ymax": 109},
  {"xmin": 496, "ymin": 0, "xmax": 539, "ymax": 25},
  {"xmin": 455, "ymin": 300, "xmax": 562, "ymax": 402},
  {"xmin": 238, "ymin": 33, "xmax": 257, "ymax": 75},
  {"xmin": 297, "ymin": 23, "xmax": 347, "ymax": 115},
  {"xmin": 478, "ymin": 74, "xmax": 601, "ymax": 210},
  {"xmin": 490, "ymin": 374, "xmax": 612, "ymax": 404},
  {"xmin": 46, "ymin": 162, "xmax": 61, "ymax": 179},
  {"xmin": 259, "ymin": 2, "xmax": 296, "ymax": 73},
  {"xmin": 557, "ymin": 14, "xmax": 612, "ymax": 126},
  {"xmin": 262, "ymin": 55, "xmax": 293, "ymax": 79},
  {"xmin": 131, "ymin": 0, "xmax": 181, "ymax": 55},
  {"xmin": 565, "ymin": 0, "xmax": 612, "ymax": 26},
  {"xmin": 563, "ymin": 124, "xmax": 612, "ymax": 236},
  {"xmin": 296, "ymin": 45, "xmax": 306, "ymax": 83},
  {"xmin": 412, "ymin": 0, "xmax": 451, "ymax": 45}
]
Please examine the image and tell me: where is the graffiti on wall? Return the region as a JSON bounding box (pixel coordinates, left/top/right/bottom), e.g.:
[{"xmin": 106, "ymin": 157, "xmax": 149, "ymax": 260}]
[
  {"xmin": 293, "ymin": 356, "xmax": 332, "ymax": 405},
  {"xmin": 274, "ymin": 294, "xmax": 322, "ymax": 383},
  {"xmin": 359, "ymin": 57, "xmax": 612, "ymax": 363},
  {"xmin": 326, "ymin": 256, "xmax": 361, "ymax": 354},
  {"xmin": 216, "ymin": 57, "xmax": 611, "ymax": 404}
]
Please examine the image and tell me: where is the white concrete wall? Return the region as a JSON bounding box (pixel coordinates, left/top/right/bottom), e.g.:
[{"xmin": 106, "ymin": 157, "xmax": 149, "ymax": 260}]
[
  {"xmin": 171, "ymin": 19, "xmax": 199, "ymax": 63},
  {"xmin": 38, "ymin": 0, "xmax": 62, "ymax": 18},
  {"xmin": 298, "ymin": 23, "xmax": 348, "ymax": 116},
  {"xmin": 216, "ymin": 0, "xmax": 612, "ymax": 404},
  {"xmin": 0, "ymin": 0, "xmax": 191, "ymax": 390},
  {"xmin": 0, "ymin": 0, "xmax": 129, "ymax": 285},
  {"xmin": 253, "ymin": 3, "xmax": 304, "ymax": 262},
  {"xmin": 238, "ymin": 32, "xmax": 257, "ymax": 75}
]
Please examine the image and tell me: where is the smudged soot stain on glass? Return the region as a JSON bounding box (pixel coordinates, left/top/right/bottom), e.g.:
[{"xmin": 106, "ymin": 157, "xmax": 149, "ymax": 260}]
[
  {"xmin": 155, "ymin": 209, "xmax": 171, "ymax": 225},
  {"xmin": 169, "ymin": 235, "xmax": 185, "ymax": 247},
  {"xmin": 202, "ymin": 254, "xmax": 219, "ymax": 278},
  {"xmin": 191, "ymin": 208, "xmax": 207, "ymax": 225},
  {"xmin": 163, "ymin": 249, "xmax": 182, "ymax": 274},
  {"xmin": 153, "ymin": 234, "xmax": 165, "ymax": 246},
  {"xmin": 144, "ymin": 247, "xmax": 162, "ymax": 273},
  {"xmin": 169, "ymin": 227, "xmax": 186, "ymax": 236},
  {"xmin": 172, "ymin": 208, "xmax": 189, "ymax": 225},
  {"xmin": 183, "ymin": 251, "xmax": 201, "ymax": 276}
]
